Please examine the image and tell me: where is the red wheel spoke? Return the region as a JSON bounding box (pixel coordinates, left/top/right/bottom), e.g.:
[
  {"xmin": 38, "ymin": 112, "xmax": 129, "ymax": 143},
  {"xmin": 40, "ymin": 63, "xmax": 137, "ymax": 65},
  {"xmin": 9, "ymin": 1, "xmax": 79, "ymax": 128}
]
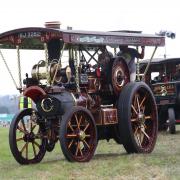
[
  {"xmin": 83, "ymin": 123, "xmax": 90, "ymax": 132},
  {"xmin": 83, "ymin": 140, "xmax": 90, "ymax": 149},
  {"xmin": 134, "ymin": 127, "xmax": 139, "ymax": 135},
  {"xmin": 66, "ymin": 134, "xmax": 77, "ymax": 138},
  {"xmin": 131, "ymin": 105, "xmax": 138, "ymax": 115},
  {"xmin": 141, "ymin": 129, "xmax": 150, "ymax": 140},
  {"xmin": 32, "ymin": 142, "xmax": 37, "ymax": 157},
  {"xmin": 68, "ymin": 139, "xmax": 74, "ymax": 149},
  {"xmin": 77, "ymin": 115, "xmax": 83, "ymax": 129},
  {"xmin": 85, "ymin": 134, "xmax": 91, "ymax": 138},
  {"xmin": 75, "ymin": 141, "xmax": 80, "ymax": 156},
  {"xmin": 140, "ymin": 95, "xmax": 147, "ymax": 108},
  {"xmin": 145, "ymin": 115, "xmax": 151, "ymax": 120},
  {"xmin": 74, "ymin": 114, "xmax": 79, "ymax": 127},
  {"xmin": 131, "ymin": 118, "xmax": 138, "ymax": 122},
  {"xmin": 136, "ymin": 95, "xmax": 140, "ymax": 113},
  {"xmin": 68, "ymin": 122, "xmax": 74, "ymax": 132}
]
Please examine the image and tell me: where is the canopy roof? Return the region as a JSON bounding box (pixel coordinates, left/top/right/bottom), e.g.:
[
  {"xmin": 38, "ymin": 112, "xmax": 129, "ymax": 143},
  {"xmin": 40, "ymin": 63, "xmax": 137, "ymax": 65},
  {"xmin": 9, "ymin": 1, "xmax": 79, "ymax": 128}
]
[
  {"xmin": 140, "ymin": 57, "xmax": 180, "ymax": 65},
  {"xmin": 0, "ymin": 27, "xmax": 165, "ymax": 49},
  {"xmin": 140, "ymin": 57, "xmax": 180, "ymax": 73}
]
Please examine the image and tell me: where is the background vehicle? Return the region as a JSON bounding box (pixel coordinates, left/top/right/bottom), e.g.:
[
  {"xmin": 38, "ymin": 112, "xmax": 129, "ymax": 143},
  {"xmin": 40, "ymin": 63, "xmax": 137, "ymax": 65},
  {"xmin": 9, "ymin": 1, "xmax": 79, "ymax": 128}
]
[
  {"xmin": 140, "ymin": 57, "xmax": 180, "ymax": 133},
  {"xmin": 0, "ymin": 23, "xmax": 165, "ymax": 164}
]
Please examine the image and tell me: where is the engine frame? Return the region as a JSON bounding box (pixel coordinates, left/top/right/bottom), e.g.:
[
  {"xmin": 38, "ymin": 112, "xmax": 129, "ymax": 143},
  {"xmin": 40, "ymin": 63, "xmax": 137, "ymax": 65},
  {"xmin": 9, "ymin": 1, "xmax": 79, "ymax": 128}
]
[{"xmin": 0, "ymin": 27, "xmax": 165, "ymax": 164}]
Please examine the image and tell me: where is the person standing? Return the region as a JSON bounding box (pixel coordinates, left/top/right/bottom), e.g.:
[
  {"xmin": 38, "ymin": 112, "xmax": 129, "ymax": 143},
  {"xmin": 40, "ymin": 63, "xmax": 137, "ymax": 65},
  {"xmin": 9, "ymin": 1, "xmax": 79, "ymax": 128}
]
[
  {"xmin": 117, "ymin": 45, "xmax": 145, "ymax": 81},
  {"xmin": 98, "ymin": 46, "xmax": 113, "ymax": 72}
]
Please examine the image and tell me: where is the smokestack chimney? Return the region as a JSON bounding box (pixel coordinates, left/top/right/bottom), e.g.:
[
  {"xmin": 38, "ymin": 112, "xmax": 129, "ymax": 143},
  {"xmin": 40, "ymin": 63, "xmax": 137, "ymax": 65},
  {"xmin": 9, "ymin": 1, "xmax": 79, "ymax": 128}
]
[{"xmin": 45, "ymin": 21, "xmax": 61, "ymax": 29}]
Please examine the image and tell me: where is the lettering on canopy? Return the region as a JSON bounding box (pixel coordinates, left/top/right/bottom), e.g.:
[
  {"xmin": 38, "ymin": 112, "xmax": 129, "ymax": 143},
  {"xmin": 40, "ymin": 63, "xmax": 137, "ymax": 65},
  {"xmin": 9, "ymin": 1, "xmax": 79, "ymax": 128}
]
[
  {"xmin": 19, "ymin": 32, "xmax": 41, "ymax": 39},
  {"xmin": 70, "ymin": 34, "xmax": 164, "ymax": 46},
  {"xmin": 0, "ymin": 31, "xmax": 62, "ymax": 45}
]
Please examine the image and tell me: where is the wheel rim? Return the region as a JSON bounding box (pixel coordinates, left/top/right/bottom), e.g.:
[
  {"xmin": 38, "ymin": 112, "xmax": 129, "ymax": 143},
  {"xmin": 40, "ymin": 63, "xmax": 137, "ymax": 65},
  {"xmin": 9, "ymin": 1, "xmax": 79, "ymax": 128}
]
[
  {"xmin": 130, "ymin": 88, "xmax": 157, "ymax": 151},
  {"xmin": 112, "ymin": 59, "xmax": 130, "ymax": 94},
  {"xmin": 64, "ymin": 109, "xmax": 97, "ymax": 161},
  {"xmin": 115, "ymin": 67, "xmax": 125, "ymax": 87},
  {"xmin": 12, "ymin": 109, "xmax": 46, "ymax": 163}
]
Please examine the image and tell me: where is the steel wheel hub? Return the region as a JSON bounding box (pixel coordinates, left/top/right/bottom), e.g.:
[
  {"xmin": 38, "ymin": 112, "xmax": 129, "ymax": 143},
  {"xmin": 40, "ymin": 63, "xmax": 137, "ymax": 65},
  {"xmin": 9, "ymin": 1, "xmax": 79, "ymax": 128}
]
[
  {"xmin": 138, "ymin": 112, "xmax": 145, "ymax": 124},
  {"xmin": 78, "ymin": 130, "xmax": 86, "ymax": 141},
  {"xmin": 24, "ymin": 132, "xmax": 35, "ymax": 143}
]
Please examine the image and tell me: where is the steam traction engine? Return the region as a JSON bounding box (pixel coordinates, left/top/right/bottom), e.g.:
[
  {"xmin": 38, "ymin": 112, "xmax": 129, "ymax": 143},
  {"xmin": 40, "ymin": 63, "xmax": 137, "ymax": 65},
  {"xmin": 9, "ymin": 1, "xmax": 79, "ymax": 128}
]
[{"xmin": 0, "ymin": 26, "xmax": 165, "ymax": 164}]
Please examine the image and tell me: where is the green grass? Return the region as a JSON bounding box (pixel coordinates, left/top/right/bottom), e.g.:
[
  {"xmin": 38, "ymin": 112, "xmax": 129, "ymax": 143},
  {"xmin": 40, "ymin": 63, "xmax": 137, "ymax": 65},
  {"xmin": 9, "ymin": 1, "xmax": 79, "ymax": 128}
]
[{"xmin": 0, "ymin": 127, "xmax": 180, "ymax": 180}]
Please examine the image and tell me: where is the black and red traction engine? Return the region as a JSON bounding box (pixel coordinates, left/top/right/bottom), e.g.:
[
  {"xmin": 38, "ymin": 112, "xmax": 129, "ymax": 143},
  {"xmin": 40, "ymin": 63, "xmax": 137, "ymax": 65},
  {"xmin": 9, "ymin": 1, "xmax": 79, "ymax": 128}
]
[
  {"xmin": 8, "ymin": 50, "xmax": 158, "ymax": 164},
  {"xmin": 9, "ymin": 51, "xmax": 158, "ymax": 164},
  {"xmin": 0, "ymin": 26, "xmax": 163, "ymax": 164}
]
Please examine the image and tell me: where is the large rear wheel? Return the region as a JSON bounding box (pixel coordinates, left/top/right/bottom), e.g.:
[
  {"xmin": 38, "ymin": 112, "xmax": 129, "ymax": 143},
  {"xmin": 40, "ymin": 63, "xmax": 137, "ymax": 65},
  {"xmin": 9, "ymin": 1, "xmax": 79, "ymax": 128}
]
[
  {"xmin": 60, "ymin": 106, "xmax": 97, "ymax": 162},
  {"xmin": 118, "ymin": 82, "xmax": 158, "ymax": 153},
  {"xmin": 9, "ymin": 108, "xmax": 46, "ymax": 164}
]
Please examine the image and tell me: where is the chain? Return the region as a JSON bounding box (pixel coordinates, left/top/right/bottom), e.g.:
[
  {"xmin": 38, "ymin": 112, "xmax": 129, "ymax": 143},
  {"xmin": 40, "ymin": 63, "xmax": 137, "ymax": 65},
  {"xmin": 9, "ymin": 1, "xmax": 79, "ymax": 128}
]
[
  {"xmin": 136, "ymin": 46, "xmax": 140, "ymax": 81},
  {"xmin": 44, "ymin": 43, "xmax": 50, "ymax": 85},
  {"xmin": 74, "ymin": 48, "xmax": 80, "ymax": 93},
  {"xmin": 16, "ymin": 45, "xmax": 22, "ymax": 89},
  {"xmin": 0, "ymin": 49, "xmax": 18, "ymax": 89},
  {"xmin": 114, "ymin": 47, "xmax": 117, "ymax": 55}
]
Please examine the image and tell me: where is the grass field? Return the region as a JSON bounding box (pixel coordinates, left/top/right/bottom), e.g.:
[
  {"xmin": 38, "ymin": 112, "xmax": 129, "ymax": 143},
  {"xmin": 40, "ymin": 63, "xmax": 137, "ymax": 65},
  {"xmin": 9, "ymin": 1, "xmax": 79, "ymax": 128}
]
[{"xmin": 0, "ymin": 127, "xmax": 180, "ymax": 180}]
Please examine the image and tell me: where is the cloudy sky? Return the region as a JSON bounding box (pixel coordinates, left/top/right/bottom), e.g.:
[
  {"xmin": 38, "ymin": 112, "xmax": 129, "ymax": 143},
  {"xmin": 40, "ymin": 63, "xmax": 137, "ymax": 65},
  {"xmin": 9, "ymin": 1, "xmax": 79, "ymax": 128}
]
[{"xmin": 0, "ymin": 0, "xmax": 179, "ymax": 95}]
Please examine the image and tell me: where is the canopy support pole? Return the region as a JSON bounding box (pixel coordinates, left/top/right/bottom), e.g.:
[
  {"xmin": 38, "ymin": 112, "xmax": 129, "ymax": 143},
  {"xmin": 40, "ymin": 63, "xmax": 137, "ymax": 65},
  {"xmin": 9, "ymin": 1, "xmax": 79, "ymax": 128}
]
[
  {"xmin": 16, "ymin": 45, "xmax": 22, "ymax": 91},
  {"xmin": 142, "ymin": 46, "xmax": 157, "ymax": 81}
]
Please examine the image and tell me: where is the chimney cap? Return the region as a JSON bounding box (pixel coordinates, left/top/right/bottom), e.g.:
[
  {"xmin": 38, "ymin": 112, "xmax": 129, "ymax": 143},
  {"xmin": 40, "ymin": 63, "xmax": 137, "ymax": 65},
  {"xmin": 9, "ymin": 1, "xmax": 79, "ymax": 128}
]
[{"xmin": 44, "ymin": 21, "xmax": 61, "ymax": 29}]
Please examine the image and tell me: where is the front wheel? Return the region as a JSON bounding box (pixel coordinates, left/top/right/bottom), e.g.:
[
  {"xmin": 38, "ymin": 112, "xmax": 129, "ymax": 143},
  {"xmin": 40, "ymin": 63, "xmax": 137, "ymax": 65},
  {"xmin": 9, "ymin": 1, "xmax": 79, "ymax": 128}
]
[
  {"xmin": 118, "ymin": 82, "xmax": 158, "ymax": 153},
  {"xmin": 60, "ymin": 106, "xmax": 97, "ymax": 162},
  {"xmin": 9, "ymin": 108, "xmax": 46, "ymax": 164}
]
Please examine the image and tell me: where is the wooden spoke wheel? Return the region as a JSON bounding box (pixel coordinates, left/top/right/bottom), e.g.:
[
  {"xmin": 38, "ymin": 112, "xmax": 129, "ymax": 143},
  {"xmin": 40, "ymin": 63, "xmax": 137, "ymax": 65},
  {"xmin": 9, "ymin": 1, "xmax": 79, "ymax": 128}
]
[
  {"xmin": 118, "ymin": 82, "xmax": 158, "ymax": 153},
  {"xmin": 9, "ymin": 108, "xmax": 46, "ymax": 164},
  {"xmin": 60, "ymin": 106, "xmax": 97, "ymax": 162},
  {"xmin": 112, "ymin": 57, "xmax": 130, "ymax": 95}
]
